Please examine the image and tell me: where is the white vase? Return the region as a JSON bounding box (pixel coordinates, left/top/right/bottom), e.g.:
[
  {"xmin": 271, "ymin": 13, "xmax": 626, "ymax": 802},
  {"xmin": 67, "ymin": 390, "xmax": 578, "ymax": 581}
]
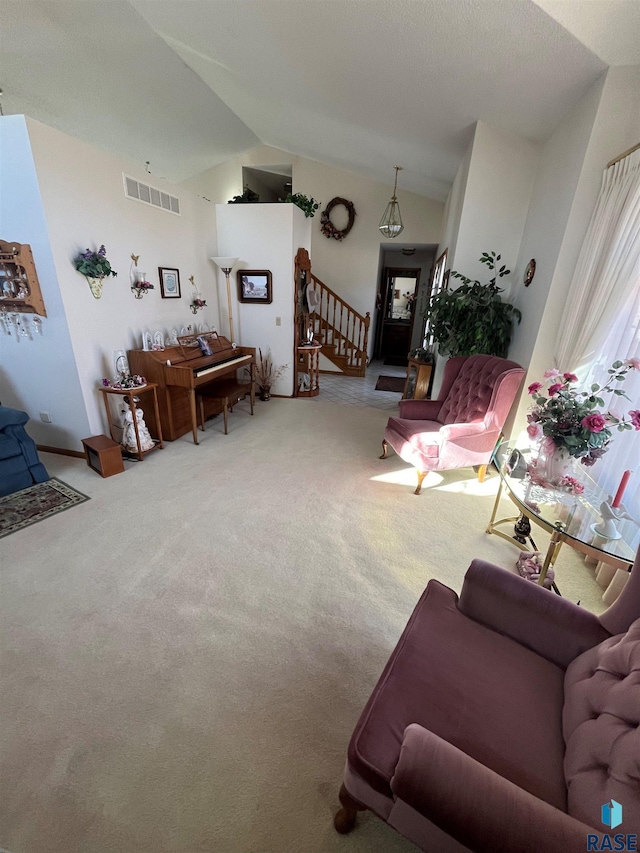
[
  {"xmin": 86, "ymin": 276, "xmax": 104, "ymax": 299},
  {"xmin": 534, "ymin": 441, "xmax": 572, "ymax": 486}
]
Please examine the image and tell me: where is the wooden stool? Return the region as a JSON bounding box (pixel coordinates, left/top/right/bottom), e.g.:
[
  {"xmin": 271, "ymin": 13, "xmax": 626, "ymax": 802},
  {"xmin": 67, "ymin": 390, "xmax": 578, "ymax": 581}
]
[
  {"xmin": 197, "ymin": 379, "xmax": 254, "ymax": 435},
  {"xmin": 81, "ymin": 435, "xmax": 125, "ymax": 477}
]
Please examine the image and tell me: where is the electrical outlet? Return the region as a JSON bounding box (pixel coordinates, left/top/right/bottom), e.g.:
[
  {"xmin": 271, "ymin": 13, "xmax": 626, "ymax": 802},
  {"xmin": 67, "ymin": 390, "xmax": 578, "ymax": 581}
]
[
  {"xmin": 39, "ymin": 411, "xmax": 52, "ymax": 423},
  {"xmin": 275, "ymin": 316, "xmax": 281, "ymax": 326}
]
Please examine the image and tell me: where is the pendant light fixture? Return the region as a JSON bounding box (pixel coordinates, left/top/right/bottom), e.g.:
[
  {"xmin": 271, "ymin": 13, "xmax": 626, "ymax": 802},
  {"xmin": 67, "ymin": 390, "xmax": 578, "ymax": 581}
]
[{"xmin": 379, "ymin": 166, "xmax": 404, "ymax": 238}]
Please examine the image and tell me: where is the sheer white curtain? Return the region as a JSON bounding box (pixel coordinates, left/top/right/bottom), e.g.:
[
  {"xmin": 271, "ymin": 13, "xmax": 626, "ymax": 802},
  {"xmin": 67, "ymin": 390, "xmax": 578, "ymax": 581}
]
[
  {"xmin": 554, "ymin": 148, "xmax": 640, "ymax": 544},
  {"xmin": 581, "ymin": 289, "xmax": 640, "ymax": 534},
  {"xmin": 556, "ymin": 148, "xmax": 640, "ymax": 372}
]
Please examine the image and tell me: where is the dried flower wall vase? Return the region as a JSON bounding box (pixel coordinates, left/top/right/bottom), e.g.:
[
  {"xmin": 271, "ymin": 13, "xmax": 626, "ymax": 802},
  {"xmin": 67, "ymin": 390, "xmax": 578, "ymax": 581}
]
[{"xmin": 86, "ymin": 276, "xmax": 104, "ymax": 299}]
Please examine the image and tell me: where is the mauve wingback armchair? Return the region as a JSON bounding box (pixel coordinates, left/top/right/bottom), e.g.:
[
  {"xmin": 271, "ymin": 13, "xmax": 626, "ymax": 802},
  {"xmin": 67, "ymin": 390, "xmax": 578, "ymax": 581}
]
[
  {"xmin": 380, "ymin": 354, "xmax": 525, "ymax": 493},
  {"xmin": 334, "ymin": 550, "xmax": 640, "ymax": 853}
]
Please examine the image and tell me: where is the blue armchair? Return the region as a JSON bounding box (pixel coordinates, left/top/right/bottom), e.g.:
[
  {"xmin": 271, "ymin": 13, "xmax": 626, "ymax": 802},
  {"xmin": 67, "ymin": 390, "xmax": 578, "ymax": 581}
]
[{"xmin": 0, "ymin": 406, "xmax": 49, "ymax": 497}]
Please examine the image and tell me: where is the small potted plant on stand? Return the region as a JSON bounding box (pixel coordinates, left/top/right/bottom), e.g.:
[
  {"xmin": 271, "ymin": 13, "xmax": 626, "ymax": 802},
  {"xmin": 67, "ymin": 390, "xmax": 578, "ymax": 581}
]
[{"xmin": 255, "ymin": 348, "xmax": 288, "ymax": 400}]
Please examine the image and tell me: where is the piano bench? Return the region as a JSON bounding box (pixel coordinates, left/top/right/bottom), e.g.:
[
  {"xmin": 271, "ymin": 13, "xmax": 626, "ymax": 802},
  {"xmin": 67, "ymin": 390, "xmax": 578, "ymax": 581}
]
[{"xmin": 197, "ymin": 379, "xmax": 254, "ymax": 435}]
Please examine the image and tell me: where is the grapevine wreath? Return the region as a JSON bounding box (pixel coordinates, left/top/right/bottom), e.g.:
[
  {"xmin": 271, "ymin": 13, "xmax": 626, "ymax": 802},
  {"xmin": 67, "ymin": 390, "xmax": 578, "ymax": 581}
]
[{"xmin": 320, "ymin": 197, "xmax": 356, "ymax": 241}]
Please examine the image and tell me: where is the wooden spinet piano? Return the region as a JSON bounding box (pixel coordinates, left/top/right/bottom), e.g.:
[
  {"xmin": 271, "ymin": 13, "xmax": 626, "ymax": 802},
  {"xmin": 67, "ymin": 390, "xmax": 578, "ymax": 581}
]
[{"xmin": 128, "ymin": 333, "xmax": 255, "ymax": 444}]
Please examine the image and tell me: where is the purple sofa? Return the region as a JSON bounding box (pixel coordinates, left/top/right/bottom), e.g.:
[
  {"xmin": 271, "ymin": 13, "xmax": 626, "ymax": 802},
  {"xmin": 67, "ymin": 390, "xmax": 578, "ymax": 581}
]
[
  {"xmin": 334, "ymin": 552, "xmax": 640, "ymax": 852},
  {"xmin": 381, "ymin": 354, "xmax": 525, "ymax": 493}
]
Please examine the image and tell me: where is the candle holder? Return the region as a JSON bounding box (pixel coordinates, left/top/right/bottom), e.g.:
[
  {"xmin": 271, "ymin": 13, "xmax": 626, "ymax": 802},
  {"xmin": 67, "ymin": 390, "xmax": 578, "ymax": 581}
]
[
  {"xmin": 189, "ymin": 275, "xmax": 207, "ymax": 314},
  {"xmin": 190, "ymin": 297, "xmax": 207, "ymax": 314},
  {"xmin": 130, "ymin": 255, "xmax": 154, "ymax": 298}
]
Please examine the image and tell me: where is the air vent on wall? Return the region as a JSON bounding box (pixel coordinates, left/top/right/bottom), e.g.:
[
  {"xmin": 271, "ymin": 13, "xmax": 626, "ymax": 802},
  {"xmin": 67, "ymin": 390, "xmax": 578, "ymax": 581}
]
[{"xmin": 123, "ymin": 174, "xmax": 181, "ymax": 215}]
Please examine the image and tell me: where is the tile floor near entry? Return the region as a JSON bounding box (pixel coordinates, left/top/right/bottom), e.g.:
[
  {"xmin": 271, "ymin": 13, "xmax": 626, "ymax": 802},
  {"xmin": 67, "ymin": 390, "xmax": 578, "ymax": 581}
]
[{"xmin": 309, "ymin": 359, "xmax": 406, "ymax": 410}]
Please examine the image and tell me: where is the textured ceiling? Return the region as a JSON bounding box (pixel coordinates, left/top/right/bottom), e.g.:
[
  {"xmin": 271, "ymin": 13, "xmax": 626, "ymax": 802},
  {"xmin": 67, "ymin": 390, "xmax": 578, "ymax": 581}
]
[{"xmin": 2, "ymin": 1, "xmax": 637, "ymax": 200}]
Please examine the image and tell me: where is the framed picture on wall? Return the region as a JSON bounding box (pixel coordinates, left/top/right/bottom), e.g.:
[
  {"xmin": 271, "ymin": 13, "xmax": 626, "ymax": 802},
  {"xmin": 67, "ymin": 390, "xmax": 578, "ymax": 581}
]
[
  {"xmin": 159, "ymin": 267, "xmax": 181, "ymax": 298},
  {"xmin": 237, "ymin": 270, "xmax": 272, "ymax": 304}
]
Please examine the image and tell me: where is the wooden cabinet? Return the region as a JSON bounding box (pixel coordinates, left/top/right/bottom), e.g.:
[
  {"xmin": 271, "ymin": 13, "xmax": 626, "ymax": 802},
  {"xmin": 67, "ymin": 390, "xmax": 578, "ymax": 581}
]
[
  {"xmin": 381, "ymin": 320, "xmax": 412, "ymax": 360},
  {"xmin": 403, "ymin": 357, "xmax": 433, "ymax": 400}
]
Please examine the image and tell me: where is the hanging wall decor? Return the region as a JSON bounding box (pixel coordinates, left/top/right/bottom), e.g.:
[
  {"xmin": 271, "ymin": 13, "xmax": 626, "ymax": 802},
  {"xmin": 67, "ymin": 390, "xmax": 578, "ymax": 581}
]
[
  {"xmin": 189, "ymin": 275, "xmax": 207, "ymax": 313},
  {"xmin": 130, "ymin": 253, "xmax": 154, "ymax": 298},
  {"xmin": 0, "ymin": 240, "xmax": 47, "ymax": 315},
  {"xmin": 320, "ymin": 197, "xmax": 356, "ymax": 241},
  {"xmin": 524, "ymin": 259, "xmax": 536, "ymax": 287},
  {"xmin": 74, "ymin": 244, "xmax": 117, "ymax": 299}
]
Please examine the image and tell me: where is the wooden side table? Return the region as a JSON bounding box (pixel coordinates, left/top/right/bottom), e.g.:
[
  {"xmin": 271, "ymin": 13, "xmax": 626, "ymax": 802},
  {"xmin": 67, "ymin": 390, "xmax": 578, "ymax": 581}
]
[
  {"xmin": 296, "ymin": 341, "xmax": 322, "ymax": 397},
  {"xmin": 99, "ymin": 383, "xmax": 164, "ymax": 461},
  {"xmin": 403, "ymin": 357, "xmax": 433, "ymax": 400}
]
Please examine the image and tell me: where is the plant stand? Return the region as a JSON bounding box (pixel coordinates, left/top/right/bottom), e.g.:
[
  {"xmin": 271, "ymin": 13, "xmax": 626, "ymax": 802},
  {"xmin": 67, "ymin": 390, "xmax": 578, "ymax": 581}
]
[
  {"xmin": 296, "ymin": 342, "xmax": 321, "ymax": 397},
  {"xmin": 403, "ymin": 357, "xmax": 433, "ymax": 400},
  {"xmin": 99, "ymin": 383, "xmax": 164, "ymax": 461}
]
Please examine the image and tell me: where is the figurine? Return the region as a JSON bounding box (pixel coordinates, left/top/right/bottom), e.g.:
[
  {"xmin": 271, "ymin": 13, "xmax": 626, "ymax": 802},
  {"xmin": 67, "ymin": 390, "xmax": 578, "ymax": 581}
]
[
  {"xmin": 593, "ymin": 498, "xmax": 635, "ymax": 540},
  {"xmin": 121, "ymin": 403, "xmax": 154, "ymax": 453}
]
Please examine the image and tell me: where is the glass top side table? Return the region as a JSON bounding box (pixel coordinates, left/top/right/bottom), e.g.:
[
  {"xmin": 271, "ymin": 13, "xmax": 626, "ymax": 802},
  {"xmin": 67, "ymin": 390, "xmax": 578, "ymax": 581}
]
[{"xmin": 487, "ymin": 441, "xmax": 637, "ymax": 588}]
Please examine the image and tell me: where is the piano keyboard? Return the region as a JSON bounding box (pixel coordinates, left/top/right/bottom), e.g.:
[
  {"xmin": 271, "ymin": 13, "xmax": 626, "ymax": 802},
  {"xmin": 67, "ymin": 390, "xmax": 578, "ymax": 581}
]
[{"xmin": 194, "ymin": 354, "xmax": 252, "ymax": 378}]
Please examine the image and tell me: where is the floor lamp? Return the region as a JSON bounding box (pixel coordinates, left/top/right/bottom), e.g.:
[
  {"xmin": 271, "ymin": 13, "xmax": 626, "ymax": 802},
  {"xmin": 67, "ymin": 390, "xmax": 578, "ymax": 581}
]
[{"xmin": 211, "ymin": 257, "xmax": 239, "ymax": 342}]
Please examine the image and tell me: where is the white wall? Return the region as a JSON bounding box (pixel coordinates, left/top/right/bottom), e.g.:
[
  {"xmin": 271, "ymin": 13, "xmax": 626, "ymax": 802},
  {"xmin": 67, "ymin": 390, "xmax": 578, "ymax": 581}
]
[
  {"xmin": 294, "ymin": 157, "xmax": 443, "ymax": 323},
  {"xmin": 25, "ymin": 117, "xmax": 218, "ymax": 446},
  {"xmin": 438, "ymin": 138, "xmax": 472, "ymax": 271},
  {"xmin": 186, "ymin": 145, "xmax": 444, "ymax": 357},
  {"xmin": 451, "ymin": 121, "xmax": 540, "ymax": 291},
  {"xmin": 430, "ymin": 120, "xmax": 540, "ymax": 396},
  {"xmin": 0, "ymin": 115, "xmax": 91, "ymax": 448},
  {"xmin": 508, "ymin": 76, "xmax": 606, "ymax": 373},
  {"xmin": 215, "ymin": 203, "xmax": 312, "ymax": 397}
]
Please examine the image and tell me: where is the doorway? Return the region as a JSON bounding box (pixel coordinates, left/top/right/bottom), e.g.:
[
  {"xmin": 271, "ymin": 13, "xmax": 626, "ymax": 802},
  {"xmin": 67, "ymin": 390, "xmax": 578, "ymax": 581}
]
[{"xmin": 374, "ymin": 267, "xmax": 420, "ymax": 364}]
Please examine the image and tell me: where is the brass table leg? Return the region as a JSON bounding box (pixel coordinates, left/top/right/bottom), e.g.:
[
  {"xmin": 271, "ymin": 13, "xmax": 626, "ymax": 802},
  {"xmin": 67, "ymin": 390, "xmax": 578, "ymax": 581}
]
[
  {"xmin": 486, "ymin": 478, "xmax": 504, "ymax": 532},
  {"xmin": 538, "ymin": 522, "xmax": 565, "ymax": 587}
]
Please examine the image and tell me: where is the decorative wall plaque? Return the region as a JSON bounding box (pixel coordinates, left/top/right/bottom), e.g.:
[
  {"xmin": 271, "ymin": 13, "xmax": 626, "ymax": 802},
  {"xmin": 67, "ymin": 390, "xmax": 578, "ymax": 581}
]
[{"xmin": 0, "ymin": 240, "xmax": 47, "ymax": 316}]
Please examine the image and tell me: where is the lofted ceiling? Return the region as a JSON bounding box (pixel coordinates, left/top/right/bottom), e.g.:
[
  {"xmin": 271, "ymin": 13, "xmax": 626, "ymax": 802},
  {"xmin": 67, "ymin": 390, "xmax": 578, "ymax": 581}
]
[{"xmin": 2, "ymin": 1, "xmax": 639, "ymax": 202}]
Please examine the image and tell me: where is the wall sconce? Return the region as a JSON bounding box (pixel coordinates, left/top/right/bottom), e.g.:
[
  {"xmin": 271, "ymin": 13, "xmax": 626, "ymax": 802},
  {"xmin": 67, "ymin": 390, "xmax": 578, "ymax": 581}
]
[
  {"xmin": 189, "ymin": 275, "xmax": 207, "ymax": 314},
  {"xmin": 379, "ymin": 166, "xmax": 404, "ymax": 239},
  {"xmin": 130, "ymin": 253, "xmax": 154, "ymax": 298}
]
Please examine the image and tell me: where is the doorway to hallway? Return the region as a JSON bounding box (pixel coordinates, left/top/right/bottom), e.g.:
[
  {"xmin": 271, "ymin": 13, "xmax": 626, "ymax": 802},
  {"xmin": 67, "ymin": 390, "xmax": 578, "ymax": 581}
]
[
  {"xmin": 374, "ymin": 267, "xmax": 420, "ymax": 364},
  {"xmin": 373, "ymin": 245, "xmax": 437, "ymax": 364}
]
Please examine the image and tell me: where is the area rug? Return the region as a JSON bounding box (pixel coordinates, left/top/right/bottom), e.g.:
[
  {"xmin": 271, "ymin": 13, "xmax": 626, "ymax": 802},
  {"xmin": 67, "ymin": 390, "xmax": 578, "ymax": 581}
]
[
  {"xmin": 375, "ymin": 375, "xmax": 405, "ymax": 393},
  {"xmin": 0, "ymin": 478, "xmax": 89, "ymax": 539}
]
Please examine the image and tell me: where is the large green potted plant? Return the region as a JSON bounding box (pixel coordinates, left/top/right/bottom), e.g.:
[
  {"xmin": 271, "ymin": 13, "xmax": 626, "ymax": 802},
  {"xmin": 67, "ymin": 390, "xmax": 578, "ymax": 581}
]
[{"xmin": 423, "ymin": 251, "xmax": 521, "ymax": 358}]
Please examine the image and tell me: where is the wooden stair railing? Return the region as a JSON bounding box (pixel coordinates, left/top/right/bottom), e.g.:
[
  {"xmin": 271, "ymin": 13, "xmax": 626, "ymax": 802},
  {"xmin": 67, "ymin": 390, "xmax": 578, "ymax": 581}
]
[{"xmin": 309, "ymin": 272, "xmax": 370, "ymax": 377}]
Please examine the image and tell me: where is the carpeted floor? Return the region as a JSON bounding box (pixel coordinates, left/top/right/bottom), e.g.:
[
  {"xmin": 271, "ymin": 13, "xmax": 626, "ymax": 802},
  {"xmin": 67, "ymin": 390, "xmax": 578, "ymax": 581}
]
[
  {"xmin": 0, "ymin": 478, "xmax": 89, "ymax": 539},
  {"xmin": 0, "ymin": 399, "xmax": 607, "ymax": 853},
  {"xmin": 374, "ymin": 375, "xmax": 405, "ymax": 393}
]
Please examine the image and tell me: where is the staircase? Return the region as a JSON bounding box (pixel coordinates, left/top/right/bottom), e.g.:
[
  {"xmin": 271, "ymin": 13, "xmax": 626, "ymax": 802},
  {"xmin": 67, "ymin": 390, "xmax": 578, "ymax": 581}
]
[{"xmin": 308, "ymin": 272, "xmax": 370, "ymax": 377}]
